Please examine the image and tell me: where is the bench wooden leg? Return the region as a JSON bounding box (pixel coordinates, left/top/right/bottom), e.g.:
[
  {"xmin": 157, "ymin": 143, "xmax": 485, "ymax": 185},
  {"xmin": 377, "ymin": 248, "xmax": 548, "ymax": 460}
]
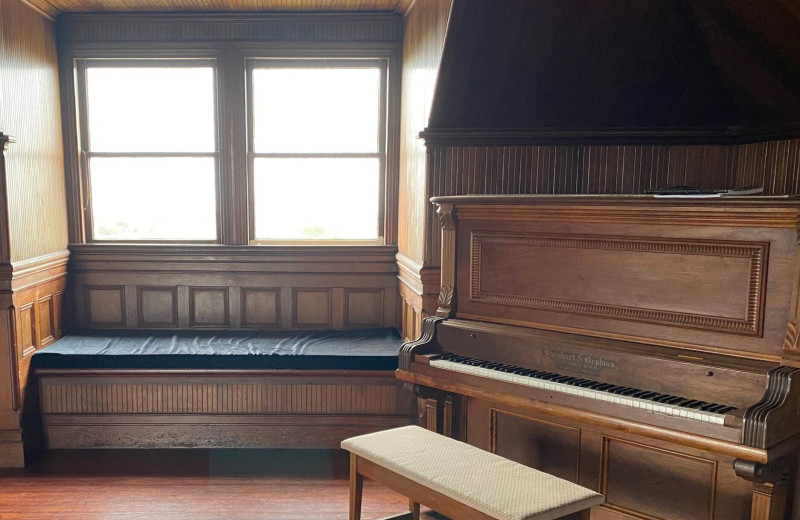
[
  {"xmin": 350, "ymin": 453, "xmax": 364, "ymax": 520},
  {"xmin": 409, "ymin": 499, "xmax": 420, "ymax": 520}
]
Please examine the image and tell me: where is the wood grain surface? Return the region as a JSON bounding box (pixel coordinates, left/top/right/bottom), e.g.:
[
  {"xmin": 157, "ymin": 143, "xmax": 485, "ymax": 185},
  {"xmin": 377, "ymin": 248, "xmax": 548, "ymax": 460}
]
[{"xmin": 0, "ymin": 448, "xmax": 447, "ymax": 520}]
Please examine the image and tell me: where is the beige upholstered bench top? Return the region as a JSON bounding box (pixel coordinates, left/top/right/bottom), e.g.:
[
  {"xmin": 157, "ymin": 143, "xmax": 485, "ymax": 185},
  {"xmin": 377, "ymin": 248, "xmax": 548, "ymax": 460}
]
[{"xmin": 341, "ymin": 425, "xmax": 604, "ymax": 520}]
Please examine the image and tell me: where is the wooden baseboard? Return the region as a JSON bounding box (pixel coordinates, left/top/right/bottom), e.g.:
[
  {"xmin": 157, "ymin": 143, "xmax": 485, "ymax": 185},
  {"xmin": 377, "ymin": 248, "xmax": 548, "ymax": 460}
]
[
  {"xmin": 0, "ymin": 428, "xmax": 24, "ymax": 467},
  {"xmin": 44, "ymin": 414, "xmax": 410, "ymax": 449}
]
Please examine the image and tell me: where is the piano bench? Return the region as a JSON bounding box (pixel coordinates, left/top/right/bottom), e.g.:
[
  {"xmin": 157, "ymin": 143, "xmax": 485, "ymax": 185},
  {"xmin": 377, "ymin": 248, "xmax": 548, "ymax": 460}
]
[{"xmin": 341, "ymin": 425, "xmax": 604, "ymax": 520}]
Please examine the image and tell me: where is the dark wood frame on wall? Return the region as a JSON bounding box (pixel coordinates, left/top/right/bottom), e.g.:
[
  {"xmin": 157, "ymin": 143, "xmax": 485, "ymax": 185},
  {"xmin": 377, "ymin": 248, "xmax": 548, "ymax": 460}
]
[{"xmin": 57, "ymin": 12, "xmax": 402, "ymax": 248}]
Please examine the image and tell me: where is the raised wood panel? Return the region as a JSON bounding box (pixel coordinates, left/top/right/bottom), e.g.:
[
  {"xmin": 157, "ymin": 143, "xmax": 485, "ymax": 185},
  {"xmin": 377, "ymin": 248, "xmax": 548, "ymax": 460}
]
[
  {"xmin": 16, "ymin": 303, "xmax": 35, "ymax": 359},
  {"xmin": 37, "ymin": 295, "xmax": 55, "ymax": 346},
  {"xmin": 85, "ymin": 285, "xmax": 125, "ymax": 328},
  {"xmin": 345, "ymin": 289, "xmax": 384, "ymax": 328},
  {"xmin": 469, "ymin": 233, "xmax": 766, "ymax": 335},
  {"xmin": 137, "ymin": 286, "xmax": 177, "ymax": 328},
  {"xmin": 0, "ymin": 0, "xmax": 68, "ymax": 263},
  {"xmin": 601, "ymin": 436, "xmax": 718, "ymax": 520},
  {"xmin": 189, "ymin": 287, "xmax": 230, "ymax": 328},
  {"xmin": 3, "ymin": 252, "xmax": 69, "ymax": 433},
  {"xmin": 397, "ymin": 0, "xmax": 453, "ymax": 264},
  {"xmin": 293, "ymin": 289, "xmax": 332, "ymax": 329},
  {"xmin": 491, "ymin": 409, "xmax": 581, "ymax": 483},
  {"xmin": 70, "ymin": 246, "xmax": 398, "ymax": 330},
  {"xmin": 241, "ymin": 287, "xmax": 280, "ymax": 328}
]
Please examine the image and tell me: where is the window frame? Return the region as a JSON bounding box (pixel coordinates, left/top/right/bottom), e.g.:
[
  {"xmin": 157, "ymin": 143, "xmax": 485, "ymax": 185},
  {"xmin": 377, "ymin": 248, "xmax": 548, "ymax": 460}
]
[
  {"xmin": 62, "ymin": 36, "xmax": 401, "ymax": 249},
  {"xmin": 245, "ymin": 57, "xmax": 389, "ymax": 245},
  {"xmin": 75, "ymin": 57, "xmax": 222, "ymax": 244}
]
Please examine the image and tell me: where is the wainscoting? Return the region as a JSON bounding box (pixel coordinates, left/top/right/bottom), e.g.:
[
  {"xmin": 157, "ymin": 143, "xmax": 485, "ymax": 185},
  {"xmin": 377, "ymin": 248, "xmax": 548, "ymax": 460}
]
[{"xmin": 69, "ymin": 245, "xmax": 399, "ymax": 331}]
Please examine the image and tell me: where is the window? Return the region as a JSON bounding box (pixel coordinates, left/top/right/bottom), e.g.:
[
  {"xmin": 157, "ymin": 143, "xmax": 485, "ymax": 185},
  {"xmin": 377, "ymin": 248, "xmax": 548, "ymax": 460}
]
[
  {"xmin": 73, "ymin": 54, "xmax": 393, "ymax": 245},
  {"xmin": 249, "ymin": 62, "xmax": 386, "ymax": 243},
  {"xmin": 78, "ymin": 62, "xmax": 218, "ymax": 241}
]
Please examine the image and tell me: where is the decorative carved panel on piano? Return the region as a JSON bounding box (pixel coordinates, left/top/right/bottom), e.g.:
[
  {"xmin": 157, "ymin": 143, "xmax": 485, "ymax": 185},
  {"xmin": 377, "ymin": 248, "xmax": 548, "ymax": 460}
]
[{"xmin": 397, "ymin": 195, "xmax": 800, "ymax": 520}]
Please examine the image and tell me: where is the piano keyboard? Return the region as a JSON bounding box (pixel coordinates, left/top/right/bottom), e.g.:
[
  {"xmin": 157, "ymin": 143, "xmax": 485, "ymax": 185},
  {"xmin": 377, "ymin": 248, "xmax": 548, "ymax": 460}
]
[{"xmin": 430, "ymin": 353, "xmax": 737, "ymax": 425}]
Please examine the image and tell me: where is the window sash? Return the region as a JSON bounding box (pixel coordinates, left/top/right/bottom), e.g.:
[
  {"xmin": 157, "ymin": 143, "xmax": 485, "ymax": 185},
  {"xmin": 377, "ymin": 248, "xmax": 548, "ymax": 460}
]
[
  {"xmin": 246, "ymin": 58, "xmax": 388, "ymax": 243},
  {"xmin": 76, "ymin": 59, "xmax": 221, "ymax": 243}
]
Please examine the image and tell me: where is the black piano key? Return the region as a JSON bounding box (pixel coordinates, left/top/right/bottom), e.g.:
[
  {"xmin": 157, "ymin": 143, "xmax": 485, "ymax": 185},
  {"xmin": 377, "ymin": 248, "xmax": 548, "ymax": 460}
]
[{"xmin": 436, "ymin": 352, "xmax": 737, "ymax": 416}]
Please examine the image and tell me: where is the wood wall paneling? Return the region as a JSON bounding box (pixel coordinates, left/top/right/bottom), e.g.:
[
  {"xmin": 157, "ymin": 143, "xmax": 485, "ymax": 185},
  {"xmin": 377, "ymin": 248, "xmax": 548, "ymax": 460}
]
[
  {"xmin": 37, "ymin": 0, "xmax": 414, "ymax": 15},
  {"xmin": 85, "ymin": 285, "xmax": 125, "ymax": 328},
  {"xmin": 189, "ymin": 287, "xmax": 230, "ymax": 328},
  {"xmin": 38, "ymin": 371, "xmax": 411, "ymax": 449},
  {"xmin": 137, "ymin": 286, "xmax": 178, "ymax": 328},
  {"xmin": 37, "ymin": 295, "xmax": 55, "ymax": 346},
  {"xmin": 293, "ymin": 288, "xmax": 332, "ymax": 329},
  {"xmin": 241, "ymin": 287, "xmax": 280, "ymax": 328},
  {"xmin": 57, "ymin": 13, "xmax": 403, "ymax": 44},
  {"xmin": 0, "ymin": 0, "xmax": 68, "ymax": 263},
  {"xmin": 344, "ymin": 289, "xmax": 384, "ymax": 328},
  {"xmin": 70, "ymin": 246, "xmax": 399, "ymax": 331},
  {"xmin": 397, "ymin": 0, "xmax": 453, "ymax": 265}
]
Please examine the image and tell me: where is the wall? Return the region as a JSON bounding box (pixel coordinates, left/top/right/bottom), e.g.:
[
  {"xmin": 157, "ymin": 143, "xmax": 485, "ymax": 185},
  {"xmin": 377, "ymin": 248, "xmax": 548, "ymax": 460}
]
[
  {"xmin": 0, "ymin": 0, "xmax": 69, "ymax": 467},
  {"xmin": 396, "ymin": 0, "xmax": 452, "ymax": 341},
  {"xmin": 0, "ymin": 0, "xmax": 69, "ymax": 263}
]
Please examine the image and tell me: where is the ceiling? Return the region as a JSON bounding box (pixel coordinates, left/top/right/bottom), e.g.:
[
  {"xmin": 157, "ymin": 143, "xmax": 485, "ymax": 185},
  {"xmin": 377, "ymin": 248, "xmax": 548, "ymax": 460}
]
[{"xmin": 24, "ymin": 0, "xmax": 413, "ymax": 19}]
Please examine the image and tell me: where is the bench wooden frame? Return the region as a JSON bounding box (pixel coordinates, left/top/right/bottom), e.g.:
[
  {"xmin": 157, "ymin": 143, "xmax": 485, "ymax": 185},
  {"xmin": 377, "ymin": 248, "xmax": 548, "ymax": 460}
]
[
  {"xmin": 30, "ymin": 368, "xmax": 410, "ymax": 450},
  {"xmin": 343, "ymin": 426, "xmax": 604, "ymax": 520}
]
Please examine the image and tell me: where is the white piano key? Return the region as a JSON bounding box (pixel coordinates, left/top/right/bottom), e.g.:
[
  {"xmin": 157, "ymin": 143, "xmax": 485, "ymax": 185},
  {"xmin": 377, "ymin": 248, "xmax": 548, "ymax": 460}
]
[{"xmin": 430, "ymin": 358, "xmax": 727, "ymax": 425}]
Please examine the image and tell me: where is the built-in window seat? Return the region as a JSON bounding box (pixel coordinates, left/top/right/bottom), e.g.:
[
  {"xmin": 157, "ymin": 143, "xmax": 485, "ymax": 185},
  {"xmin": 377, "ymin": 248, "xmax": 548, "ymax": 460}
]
[{"xmin": 24, "ymin": 328, "xmax": 410, "ymax": 452}]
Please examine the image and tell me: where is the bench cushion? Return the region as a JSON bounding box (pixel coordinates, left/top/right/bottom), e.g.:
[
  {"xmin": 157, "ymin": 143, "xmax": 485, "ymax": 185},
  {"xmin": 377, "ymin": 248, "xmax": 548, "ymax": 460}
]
[
  {"xmin": 342, "ymin": 425, "xmax": 604, "ymax": 520},
  {"xmin": 31, "ymin": 328, "xmax": 402, "ymax": 370}
]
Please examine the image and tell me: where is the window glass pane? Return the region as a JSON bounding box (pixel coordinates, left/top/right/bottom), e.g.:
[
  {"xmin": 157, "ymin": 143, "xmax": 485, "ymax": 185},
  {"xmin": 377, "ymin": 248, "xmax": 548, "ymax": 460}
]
[
  {"xmin": 90, "ymin": 158, "xmax": 217, "ymax": 240},
  {"xmin": 86, "ymin": 67, "xmax": 215, "ymax": 153},
  {"xmin": 253, "ymin": 158, "xmax": 379, "ymax": 240},
  {"xmin": 252, "ymin": 68, "xmax": 381, "ymax": 154}
]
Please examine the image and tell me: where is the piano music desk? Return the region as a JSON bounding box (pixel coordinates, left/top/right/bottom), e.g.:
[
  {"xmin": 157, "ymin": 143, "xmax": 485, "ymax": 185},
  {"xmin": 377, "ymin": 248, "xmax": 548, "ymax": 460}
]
[{"xmin": 342, "ymin": 425, "xmax": 605, "ymax": 520}]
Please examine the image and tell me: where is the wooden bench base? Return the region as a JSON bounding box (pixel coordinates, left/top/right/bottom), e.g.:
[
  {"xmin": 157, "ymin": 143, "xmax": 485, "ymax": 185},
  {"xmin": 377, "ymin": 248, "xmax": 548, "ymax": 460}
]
[{"xmin": 343, "ymin": 426, "xmax": 604, "ymax": 520}]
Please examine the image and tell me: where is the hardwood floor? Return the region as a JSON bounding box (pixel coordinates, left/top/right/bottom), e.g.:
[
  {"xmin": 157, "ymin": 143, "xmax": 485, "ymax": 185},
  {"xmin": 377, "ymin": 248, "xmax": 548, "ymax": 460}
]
[{"xmin": 0, "ymin": 449, "xmax": 446, "ymax": 520}]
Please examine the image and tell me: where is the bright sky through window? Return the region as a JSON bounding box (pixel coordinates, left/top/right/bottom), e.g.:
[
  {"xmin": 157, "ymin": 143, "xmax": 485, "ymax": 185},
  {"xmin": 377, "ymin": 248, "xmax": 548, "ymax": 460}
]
[
  {"xmin": 84, "ymin": 66, "xmax": 217, "ymax": 240},
  {"xmin": 251, "ymin": 66, "xmax": 383, "ymax": 241}
]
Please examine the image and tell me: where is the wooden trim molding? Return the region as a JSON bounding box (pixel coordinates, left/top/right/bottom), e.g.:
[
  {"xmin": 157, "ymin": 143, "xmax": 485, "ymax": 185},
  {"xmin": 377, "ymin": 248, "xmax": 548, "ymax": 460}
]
[
  {"xmin": 57, "ymin": 12, "xmax": 403, "ymax": 43},
  {"xmin": 419, "ymin": 127, "xmax": 744, "ymax": 146},
  {"xmin": 19, "ymin": 0, "xmax": 58, "ymax": 20}
]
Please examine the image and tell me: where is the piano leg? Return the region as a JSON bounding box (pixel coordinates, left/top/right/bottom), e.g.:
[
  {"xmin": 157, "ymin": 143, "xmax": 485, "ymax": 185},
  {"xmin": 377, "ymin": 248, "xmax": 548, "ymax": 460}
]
[
  {"xmin": 735, "ymin": 459, "xmax": 792, "ymax": 520},
  {"xmin": 414, "ymin": 388, "xmax": 466, "ymax": 440},
  {"xmin": 750, "ymin": 481, "xmax": 787, "ymax": 520}
]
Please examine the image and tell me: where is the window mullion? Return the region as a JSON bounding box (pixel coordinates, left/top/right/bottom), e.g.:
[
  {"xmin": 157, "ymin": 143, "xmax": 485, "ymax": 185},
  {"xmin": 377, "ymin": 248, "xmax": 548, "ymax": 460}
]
[{"xmin": 219, "ymin": 45, "xmax": 249, "ymax": 245}]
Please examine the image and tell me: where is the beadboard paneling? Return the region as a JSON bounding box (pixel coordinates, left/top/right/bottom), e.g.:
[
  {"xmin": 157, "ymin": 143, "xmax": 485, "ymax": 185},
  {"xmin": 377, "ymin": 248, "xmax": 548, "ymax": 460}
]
[
  {"xmin": 735, "ymin": 138, "xmax": 800, "ymax": 194},
  {"xmin": 57, "ymin": 12, "xmax": 403, "ymax": 43},
  {"xmin": 32, "ymin": 0, "xmax": 413, "ymax": 16},
  {"xmin": 0, "ymin": 0, "xmax": 68, "ymax": 263},
  {"xmin": 397, "ymin": 0, "xmax": 453, "ymax": 265},
  {"xmin": 38, "ymin": 370, "xmax": 411, "ymax": 449},
  {"xmin": 423, "ymin": 144, "xmax": 739, "ymax": 266}
]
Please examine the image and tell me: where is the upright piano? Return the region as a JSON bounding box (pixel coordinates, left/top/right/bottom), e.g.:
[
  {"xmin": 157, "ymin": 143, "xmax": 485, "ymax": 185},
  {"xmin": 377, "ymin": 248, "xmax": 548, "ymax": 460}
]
[{"xmin": 397, "ymin": 195, "xmax": 800, "ymax": 520}]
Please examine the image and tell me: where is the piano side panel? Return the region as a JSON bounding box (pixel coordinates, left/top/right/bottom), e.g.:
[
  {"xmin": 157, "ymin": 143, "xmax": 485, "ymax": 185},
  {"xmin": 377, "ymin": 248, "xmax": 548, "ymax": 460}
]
[
  {"xmin": 466, "ymin": 397, "xmax": 754, "ymax": 520},
  {"xmin": 454, "ymin": 216, "xmax": 797, "ymax": 361}
]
